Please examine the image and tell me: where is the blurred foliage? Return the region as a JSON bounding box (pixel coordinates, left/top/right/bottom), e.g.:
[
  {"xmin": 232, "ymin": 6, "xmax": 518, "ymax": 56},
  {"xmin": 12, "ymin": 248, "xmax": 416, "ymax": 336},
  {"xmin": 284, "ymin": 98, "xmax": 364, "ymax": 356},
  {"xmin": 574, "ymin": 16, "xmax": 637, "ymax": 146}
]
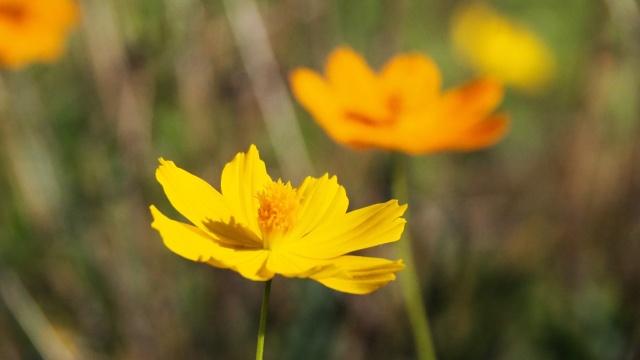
[{"xmin": 0, "ymin": 0, "xmax": 639, "ymax": 359}]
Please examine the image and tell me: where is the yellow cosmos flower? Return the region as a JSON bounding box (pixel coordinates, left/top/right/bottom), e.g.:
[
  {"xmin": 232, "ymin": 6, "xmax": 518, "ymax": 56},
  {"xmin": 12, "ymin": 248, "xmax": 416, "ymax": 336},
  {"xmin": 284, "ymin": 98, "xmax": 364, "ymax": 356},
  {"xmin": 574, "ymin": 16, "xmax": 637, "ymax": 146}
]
[
  {"xmin": 150, "ymin": 145, "xmax": 407, "ymax": 295},
  {"xmin": 451, "ymin": 2, "xmax": 556, "ymax": 93},
  {"xmin": 289, "ymin": 47, "xmax": 508, "ymax": 154},
  {"xmin": 0, "ymin": 0, "xmax": 79, "ymax": 68}
]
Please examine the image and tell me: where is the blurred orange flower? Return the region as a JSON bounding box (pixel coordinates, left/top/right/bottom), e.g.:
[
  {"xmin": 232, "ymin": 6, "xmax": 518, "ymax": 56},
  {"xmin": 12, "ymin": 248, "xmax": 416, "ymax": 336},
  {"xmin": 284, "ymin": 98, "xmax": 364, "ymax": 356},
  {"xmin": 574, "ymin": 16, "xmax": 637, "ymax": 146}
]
[
  {"xmin": 290, "ymin": 47, "xmax": 508, "ymax": 154},
  {"xmin": 0, "ymin": 0, "xmax": 79, "ymax": 68}
]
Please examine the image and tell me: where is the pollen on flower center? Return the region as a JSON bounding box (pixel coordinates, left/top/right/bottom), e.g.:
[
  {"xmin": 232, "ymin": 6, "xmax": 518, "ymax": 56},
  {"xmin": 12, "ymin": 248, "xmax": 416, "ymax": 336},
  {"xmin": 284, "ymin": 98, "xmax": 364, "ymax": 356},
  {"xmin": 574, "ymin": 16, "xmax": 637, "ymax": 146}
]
[{"xmin": 256, "ymin": 179, "xmax": 300, "ymax": 234}]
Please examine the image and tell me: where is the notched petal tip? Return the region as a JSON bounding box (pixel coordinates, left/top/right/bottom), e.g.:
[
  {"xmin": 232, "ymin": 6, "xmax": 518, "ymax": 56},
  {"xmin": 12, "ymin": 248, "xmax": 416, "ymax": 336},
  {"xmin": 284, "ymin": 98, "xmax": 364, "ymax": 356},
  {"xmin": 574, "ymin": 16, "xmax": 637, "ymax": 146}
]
[
  {"xmin": 391, "ymin": 200, "xmax": 409, "ymax": 214},
  {"xmin": 247, "ymin": 143, "xmax": 259, "ymax": 155}
]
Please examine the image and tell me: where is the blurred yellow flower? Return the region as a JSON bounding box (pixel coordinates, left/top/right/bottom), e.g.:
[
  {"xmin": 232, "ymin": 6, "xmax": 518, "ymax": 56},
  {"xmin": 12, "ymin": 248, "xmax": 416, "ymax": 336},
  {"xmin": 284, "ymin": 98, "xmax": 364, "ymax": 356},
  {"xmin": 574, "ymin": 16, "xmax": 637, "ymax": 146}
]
[
  {"xmin": 290, "ymin": 47, "xmax": 508, "ymax": 154},
  {"xmin": 451, "ymin": 2, "xmax": 555, "ymax": 93},
  {"xmin": 0, "ymin": 0, "xmax": 79, "ymax": 68},
  {"xmin": 150, "ymin": 145, "xmax": 407, "ymax": 294}
]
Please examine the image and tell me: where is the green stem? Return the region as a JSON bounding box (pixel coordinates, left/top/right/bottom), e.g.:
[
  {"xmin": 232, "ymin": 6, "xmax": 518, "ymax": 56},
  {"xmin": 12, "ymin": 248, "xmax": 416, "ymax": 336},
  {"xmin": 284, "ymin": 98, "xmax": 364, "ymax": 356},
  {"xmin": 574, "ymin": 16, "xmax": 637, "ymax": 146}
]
[
  {"xmin": 256, "ymin": 279, "xmax": 272, "ymax": 360},
  {"xmin": 392, "ymin": 155, "xmax": 437, "ymax": 360}
]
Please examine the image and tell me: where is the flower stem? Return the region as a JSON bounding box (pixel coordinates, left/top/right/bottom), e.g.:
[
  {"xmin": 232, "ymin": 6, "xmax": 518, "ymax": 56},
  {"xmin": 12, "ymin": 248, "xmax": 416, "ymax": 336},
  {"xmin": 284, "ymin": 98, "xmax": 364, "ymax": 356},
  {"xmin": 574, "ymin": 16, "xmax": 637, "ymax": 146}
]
[
  {"xmin": 392, "ymin": 155, "xmax": 437, "ymax": 360},
  {"xmin": 256, "ymin": 279, "xmax": 272, "ymax": 360}
]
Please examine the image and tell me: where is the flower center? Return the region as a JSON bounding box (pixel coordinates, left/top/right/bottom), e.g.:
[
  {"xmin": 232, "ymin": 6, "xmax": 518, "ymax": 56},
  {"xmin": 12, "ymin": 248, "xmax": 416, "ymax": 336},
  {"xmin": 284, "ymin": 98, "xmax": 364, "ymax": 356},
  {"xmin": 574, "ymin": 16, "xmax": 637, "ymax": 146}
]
[
  {"xmin": 256, "ymin": 180, "xmax": 300, "ymax": 235},
  {"xmin": 344, "ymin": 93, "xmax": 403, "ymax": 126}
]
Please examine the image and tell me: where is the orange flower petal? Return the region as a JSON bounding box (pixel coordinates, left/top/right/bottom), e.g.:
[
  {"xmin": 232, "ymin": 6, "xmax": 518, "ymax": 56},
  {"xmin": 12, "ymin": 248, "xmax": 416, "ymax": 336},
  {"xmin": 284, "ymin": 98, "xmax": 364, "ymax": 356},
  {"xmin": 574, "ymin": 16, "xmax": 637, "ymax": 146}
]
[
  {"xmin": 449, "ymin": 113, "xmax": 510, "ymax": 150},
  {"xmin": 289, "ymin": 68, "xmax": 349, "ymax": 141},
  {"xmin": 441, "ymin": 77, "xmax": 505, "ymax": 128},
  {"xmin": 325, "ymin": 47, "xmax": 390, "ymax": 123},
  {"xmin": 0, "ymin": 0, "xmax": 79, "ymax": 68},
  {"xmin": 381, "ymin": 53, "xmax": 441, "ymax": 112}
]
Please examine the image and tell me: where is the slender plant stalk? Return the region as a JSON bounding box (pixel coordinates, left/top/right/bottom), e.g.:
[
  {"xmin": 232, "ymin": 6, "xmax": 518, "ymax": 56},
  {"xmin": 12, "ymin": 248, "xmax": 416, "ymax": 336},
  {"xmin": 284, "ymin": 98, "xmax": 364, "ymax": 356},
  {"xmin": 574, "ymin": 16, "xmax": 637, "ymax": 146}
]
[
  {"xmin": 256, "ymin": 279, "xmax": 272, "ymax": 360},
  {"xmin": 392, "ymin": 155, "xmax": 437, "ymax": 360}
]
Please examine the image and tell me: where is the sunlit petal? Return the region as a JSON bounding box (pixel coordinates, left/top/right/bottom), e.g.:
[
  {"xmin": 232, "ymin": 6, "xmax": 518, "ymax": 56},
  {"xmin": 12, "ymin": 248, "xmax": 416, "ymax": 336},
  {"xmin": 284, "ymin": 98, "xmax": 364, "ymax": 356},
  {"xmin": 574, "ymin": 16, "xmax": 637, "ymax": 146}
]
[
  {"xmin": 221, "ymin": 144, "xmax": 272, "ymax": 237},
  {"xmin": 287, "ymin": 200, "xmax": 407, "ymax": 259},
  {"xmin": 156, "ymin": 158, "xmax": 235, "ymax": 230},
  {"xmin": 287, "ymin": 174, "xmax": 349, "ymax": 241}
]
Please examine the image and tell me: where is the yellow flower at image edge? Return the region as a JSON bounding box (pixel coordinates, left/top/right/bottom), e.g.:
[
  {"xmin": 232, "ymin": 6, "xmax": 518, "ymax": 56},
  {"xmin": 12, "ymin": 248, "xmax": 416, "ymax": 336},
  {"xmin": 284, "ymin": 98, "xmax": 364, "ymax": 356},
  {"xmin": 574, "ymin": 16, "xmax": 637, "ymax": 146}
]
[
  {"xmin": 150, "ymin": 145, "xmax": 407, "ymax": 295},
  {"xmin": 0, "ymin": 0, "xmax": 79, "ymax": 68},
  {"xmin": 451, "ymin": 3, "xmax": 556, "ymax": 92},
  {"xmin": 290, "ymin": 47, "xmax": 508, "ymax": 154}
]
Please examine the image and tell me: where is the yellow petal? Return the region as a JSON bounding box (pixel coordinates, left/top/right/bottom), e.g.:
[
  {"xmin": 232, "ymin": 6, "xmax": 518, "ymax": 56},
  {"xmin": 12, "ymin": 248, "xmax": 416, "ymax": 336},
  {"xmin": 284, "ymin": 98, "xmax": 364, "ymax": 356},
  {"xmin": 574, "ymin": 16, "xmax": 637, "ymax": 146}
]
[
  {"xmin": 208, "ymin": 250, "xmax": 273, "ymax": 281},
  {"xmin": 287, "ymin": 200, "xmax": 407, "ymax": 259},
  {"xmin": 286, "ymin": 174, "xmax": 348, "ymax": 241},
  {"xmin": 312, "ymin": 256, "xmax": 405, "ymax": 295},
  {"xmin": 221, "ymin": 145, "xmax": 272, "ymax": 237},
  {"xmin": 265, "ymin": 251, "xmax": 341, "ymax": 278},
  {"xmin": 150, "ymin": 205, "xmax": 232, "ymax": 263},
  {"xmin": 151, "ymin": 206, "xmax": 272, "ymax": 281},
  {"xmin": 155, "ymin": 158, "xmax": 235, "ymax": 231}
]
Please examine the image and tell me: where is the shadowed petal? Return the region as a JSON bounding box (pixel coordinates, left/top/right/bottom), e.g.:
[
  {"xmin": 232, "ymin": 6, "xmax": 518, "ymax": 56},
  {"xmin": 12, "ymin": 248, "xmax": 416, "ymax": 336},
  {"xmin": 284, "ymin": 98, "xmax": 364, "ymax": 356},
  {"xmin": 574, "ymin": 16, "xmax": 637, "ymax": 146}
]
[
  {"xmin": 208, "ymin": 250, "xmax": 272, "ymax": 281},
  {"xmin": 151, "ymin": 206, "xmax": 272, "ymax": 281},
  {"xmin": 265, "ymin": 251, "xmax": 341, "ymax": 278},
  {"xmin": 150, "ymin": 205, "xmax": 235, "ymax": 263},
  {"xmin": 312, "ymin": 256, "xmax": 405, "ymax": 295}
]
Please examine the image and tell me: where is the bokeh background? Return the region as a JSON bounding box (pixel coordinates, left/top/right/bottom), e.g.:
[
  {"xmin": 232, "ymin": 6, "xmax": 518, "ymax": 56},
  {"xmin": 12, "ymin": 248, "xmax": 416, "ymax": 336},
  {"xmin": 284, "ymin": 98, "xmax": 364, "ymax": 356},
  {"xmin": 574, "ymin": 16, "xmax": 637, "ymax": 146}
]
[{"xmin": 1, "ymin": 0, "xmax": 639, "ymax": 359}]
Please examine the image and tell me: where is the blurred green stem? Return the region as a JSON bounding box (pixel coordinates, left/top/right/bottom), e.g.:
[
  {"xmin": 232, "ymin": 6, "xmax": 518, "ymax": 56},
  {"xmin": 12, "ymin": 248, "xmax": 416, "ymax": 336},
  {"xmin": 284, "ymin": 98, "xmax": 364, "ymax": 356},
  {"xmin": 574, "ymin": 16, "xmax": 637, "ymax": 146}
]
[
  {"xmin": 392, "ymin": 155, "xmax": 437, "ymax": 360},
  {"xmin": 256, "ymin": 279, "xmax": 272, "ymax": 360}
]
